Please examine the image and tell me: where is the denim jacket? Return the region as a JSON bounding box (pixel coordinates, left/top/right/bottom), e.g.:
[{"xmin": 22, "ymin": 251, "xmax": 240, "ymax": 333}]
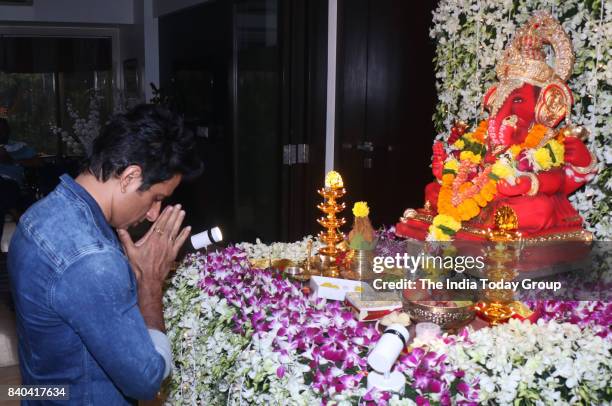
[{"xmin": 8, "ymin": 175, "xmax": 166, "ymax": 405}]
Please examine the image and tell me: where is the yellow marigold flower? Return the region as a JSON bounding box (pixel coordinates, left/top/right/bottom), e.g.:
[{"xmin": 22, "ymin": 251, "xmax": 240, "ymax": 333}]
[
  {"xmin": 434, "ymin": 227, "xmax": 451, "ymax": 241},
  {"xmin": 491, "ymin": 161, "xmax": 514, "ymax": 180},
  {"xmin": 460, "ymin": 151, "xmax": 482, "ymax": 164},
  {"xmin": 459, "ymin": 210, "xmax": 471, "ymax": 221},
  {"xmin": 453, "ymin": 139, "xmax": 465, "ymax": 149},
  {"xmin": 444, "ymin": 159, "xmax": 459, "ymax": 172},
  {"xmin": 534, "ymin": 147, "xmax": 553, "ymax": 170},
  {"xmin": 432, "ymin": 214, "xmax": 461, "ymax": 232},
  {"xmin": 458, "ymin": 199, "xmax": 479, "ymax": 220},
  {"xmin": 428, "ymin": 225, "xmax": 451, "ymax": 241},
  {"xmin": 352, "ymin": 201, "xmax": 369, "ymax": 217},
  {"xmin": 548, "ymin": 140, "xmax": 565, "ymax": 166},
  {"xmin": 509, "ymin": 145, "xmax": 522, "ymax": 158},
  {"xmin": 459, "ymin": 182, "xmax": 473, "ymax": 194}
]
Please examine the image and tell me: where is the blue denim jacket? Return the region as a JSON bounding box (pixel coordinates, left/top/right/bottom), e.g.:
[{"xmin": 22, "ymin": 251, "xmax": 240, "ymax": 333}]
[{"xmin": 8, "ymin": 175, "xmax": 166, "ymax": 405}]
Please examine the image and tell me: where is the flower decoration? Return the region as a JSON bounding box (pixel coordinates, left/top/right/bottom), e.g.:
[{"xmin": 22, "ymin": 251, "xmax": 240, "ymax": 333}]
[
  {"xmin": 349, "ymin": 201, "xmax": 376, "ymax": 250},
  {"xmin": 352, "ymin": 201, "xmax": 370, "ymax": 217},
  {"xmin": 428, "ymin": 213, "xmax": 462, "ymax": 241},
  {"xmin": 164, "ymin": 236, "xmax": 612, "ymax": 405},
  {"xmin": 427, "ymin": 115, "xmax": 570, "ymax": 240},
  {"xmin": 163, "ymin": 245, "xmax": 478, "ymax": 404},
  {"xmin": 490, "ymin": 160, "xmax": 515, "ymax": 181},
  {"xmin": 423, "ymin": 319, "xmax": 612, "ymax": 405}
]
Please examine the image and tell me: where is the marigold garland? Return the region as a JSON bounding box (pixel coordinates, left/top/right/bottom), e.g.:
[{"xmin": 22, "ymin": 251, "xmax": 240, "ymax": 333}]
[{"xmin": 428, "ymin": 120, "xmax": 565, "ymax": 241}]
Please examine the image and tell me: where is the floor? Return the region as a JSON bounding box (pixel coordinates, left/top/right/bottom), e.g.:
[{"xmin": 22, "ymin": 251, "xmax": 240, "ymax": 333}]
[
  {"xmin": 1, "ymin": 248, "xmax": 22, "ymax": 405},
  {"xmin": 0, "ymin": 287, "xmax": 19, "ymax": 406}
]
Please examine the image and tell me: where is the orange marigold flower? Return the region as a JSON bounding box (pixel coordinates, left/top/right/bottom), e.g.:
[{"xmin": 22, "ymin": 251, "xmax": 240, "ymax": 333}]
[
  {"xmin": 521, "ymin": 124, "xmax": 549, "ymax": 149},
  {"xmin": 474, "ymin": 194, "xmax": 487, "ymax": 207},
  {"xmin": 459, "ymin": 182, "xmax": 473, "ymax": 194},
  {"xmin": 442, "ymin": 174, "xmax": 454, "ymax": 186}
]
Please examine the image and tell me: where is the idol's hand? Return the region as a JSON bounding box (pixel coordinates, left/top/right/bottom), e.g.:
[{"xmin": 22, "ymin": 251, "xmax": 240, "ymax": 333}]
[
  {"xmin": 117, "ymin": 204, "xmax": 191, "ymax": 286},
  {"xmin": 497, "ymin": 177, "xmax": 531, "ymax": 197},
  {"xmin": 564, "ymin": 136, "xmax": 592, "ymax": 168}
]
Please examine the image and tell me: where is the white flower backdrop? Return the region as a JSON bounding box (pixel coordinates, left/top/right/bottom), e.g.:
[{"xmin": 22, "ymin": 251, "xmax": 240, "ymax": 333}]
[{"xmin": 431, "ymin": 0, "xmax": 611, "ymax": 239}]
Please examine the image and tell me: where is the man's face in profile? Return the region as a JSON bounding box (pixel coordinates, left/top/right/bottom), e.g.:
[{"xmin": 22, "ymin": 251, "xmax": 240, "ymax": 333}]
[{"xmin": 111, "ymin": 173, "xmax": 182, "ymax": 230}]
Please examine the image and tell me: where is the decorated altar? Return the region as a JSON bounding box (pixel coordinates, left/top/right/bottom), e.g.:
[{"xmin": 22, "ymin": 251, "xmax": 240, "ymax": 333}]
[
  {"xmin": 162, "ymin": 239, "xmax": 611, "ymax": 405},
  {"xmin": 161, "ymin": 1, "xmax": 610, "ymax": 405}
]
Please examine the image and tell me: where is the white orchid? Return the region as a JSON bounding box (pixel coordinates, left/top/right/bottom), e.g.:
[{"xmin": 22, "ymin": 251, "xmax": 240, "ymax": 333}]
[
  {"xmin": 424, "ymin": 318, "xmax": 612, "ymax": 405},
  {"xmin": 236, "ymin": 236, "xmax": 324, "ymax": 263}
]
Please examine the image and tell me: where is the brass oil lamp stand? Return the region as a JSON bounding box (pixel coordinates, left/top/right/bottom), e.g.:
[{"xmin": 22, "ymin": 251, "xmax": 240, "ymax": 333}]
[
  {"xmin": 474, "ymin": 206, "xmax": 521, "ymax": 325},
  {"xmin": 316, "ymin": 171, "xmax": 347, "ymax": 277}
]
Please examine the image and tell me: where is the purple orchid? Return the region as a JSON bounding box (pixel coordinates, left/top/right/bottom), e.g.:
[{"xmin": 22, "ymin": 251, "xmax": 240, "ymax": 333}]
[{"xmin": 187, "ymin": 247, "xmax": 479, "ymax": 404}]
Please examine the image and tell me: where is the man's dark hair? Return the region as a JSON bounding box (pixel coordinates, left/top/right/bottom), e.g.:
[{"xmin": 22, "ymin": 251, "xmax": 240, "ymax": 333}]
[
  {"xmin": 86, "ymin": 104, "xmax": 202, "ymax": 190},
  {"xmin": 0, "ymin": 118, "xmax": 10, "ymax": 145}
]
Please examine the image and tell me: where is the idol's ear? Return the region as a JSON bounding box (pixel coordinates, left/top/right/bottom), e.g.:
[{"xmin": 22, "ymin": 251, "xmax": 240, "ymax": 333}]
[
  {"xmin": 535, "ymin": 82, "xmax": 573, "ymax": 128},
  {"xmin": 482, "ymin": 85, "xmax": 497, "ymax": 113}
]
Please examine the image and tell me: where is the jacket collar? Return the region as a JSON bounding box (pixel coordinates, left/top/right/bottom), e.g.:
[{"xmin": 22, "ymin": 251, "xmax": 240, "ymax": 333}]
[{"xmin": 58, "ymin": 174, "xmax": 118, "ymax": 246}]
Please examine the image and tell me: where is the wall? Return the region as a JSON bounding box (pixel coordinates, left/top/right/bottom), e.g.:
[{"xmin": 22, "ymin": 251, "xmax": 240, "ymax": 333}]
[
  {"xmin": 154, "ymin": 0, "xmax": 210, "ymax": 17},
  {"xmin": 0, "ymin": 0, "xmax": 156, "ymax": 100},
  {"xmin": 0, "ymin": 0, "xmax": 134, "ymax": 24},
  {"xmin": 120, "ymin": 0, "xmax": 146, "ymax": 100}
]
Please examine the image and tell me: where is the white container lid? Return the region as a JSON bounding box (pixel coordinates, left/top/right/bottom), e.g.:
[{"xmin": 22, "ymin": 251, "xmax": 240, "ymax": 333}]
[{"xmin": 191, "ymin": 226, "xmax": 223, "ymax": 249}]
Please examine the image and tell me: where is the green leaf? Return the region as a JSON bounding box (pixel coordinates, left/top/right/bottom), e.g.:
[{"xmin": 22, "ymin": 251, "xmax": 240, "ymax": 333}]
[{"xmin": 438, "ymin": 224, "xmax": 458, "ymax": 236}]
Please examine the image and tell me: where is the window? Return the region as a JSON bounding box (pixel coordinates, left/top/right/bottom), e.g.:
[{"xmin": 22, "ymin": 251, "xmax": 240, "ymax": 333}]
[{"xmin": 0, "ymin": 35, "xmax": 114, "ymax": 155}]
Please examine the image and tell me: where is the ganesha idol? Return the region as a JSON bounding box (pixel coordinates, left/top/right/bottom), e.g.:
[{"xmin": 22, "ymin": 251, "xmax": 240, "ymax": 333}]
[{"xmin": 396, "ymin": 12, "xmax": 597, "ymax": 246}]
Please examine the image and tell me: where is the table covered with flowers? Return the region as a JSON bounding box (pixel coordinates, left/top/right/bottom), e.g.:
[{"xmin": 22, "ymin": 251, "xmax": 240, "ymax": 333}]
[{"xmin": 162, "ymin": 235, "xmax": 611, "ymax": 405}]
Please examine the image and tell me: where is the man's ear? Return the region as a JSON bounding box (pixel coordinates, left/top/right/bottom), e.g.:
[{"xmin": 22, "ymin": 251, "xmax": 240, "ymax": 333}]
[{"xmin": 119, "ymin": 165, "xmax": 143, "ymax": 192}]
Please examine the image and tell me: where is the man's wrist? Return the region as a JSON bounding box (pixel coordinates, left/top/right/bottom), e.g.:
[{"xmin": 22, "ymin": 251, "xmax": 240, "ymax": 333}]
[
  {"xmin": 138, "ymin": 277, "xmax": 164, "ymax": 295},
  {"xmin": 138, "ymin": 281, "xmax": 165, "ymax": 332}
]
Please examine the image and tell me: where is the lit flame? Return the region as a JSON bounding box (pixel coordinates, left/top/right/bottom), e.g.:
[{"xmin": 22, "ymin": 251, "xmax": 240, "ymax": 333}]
[{"xmin": 324, "ymin": 171, "xmax": 344, "ymax": 188}]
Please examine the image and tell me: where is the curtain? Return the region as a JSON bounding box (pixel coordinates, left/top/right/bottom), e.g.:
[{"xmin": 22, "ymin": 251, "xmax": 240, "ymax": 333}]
[{"xmin": 0, "ymin": 36, "xmax": 111, "ymax": 73}]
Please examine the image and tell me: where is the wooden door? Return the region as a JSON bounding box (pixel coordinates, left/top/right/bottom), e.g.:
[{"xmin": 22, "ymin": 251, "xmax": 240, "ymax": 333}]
[
  {"xmin": 159, "ymin": 0, "xmax": 328, "ymax": 244},
  {"xmin": 335, "ymin": 0, "xmax": 438, "ymax": 228},
  {"xmin": 279, "ymin": 0, "xmax": 328, "ymax": 241}
]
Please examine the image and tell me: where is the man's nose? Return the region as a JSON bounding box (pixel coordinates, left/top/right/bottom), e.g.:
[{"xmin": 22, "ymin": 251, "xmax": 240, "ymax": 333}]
[{"xmin": 146, "ymin": 201, "xmax": 162, "ymax": 222}]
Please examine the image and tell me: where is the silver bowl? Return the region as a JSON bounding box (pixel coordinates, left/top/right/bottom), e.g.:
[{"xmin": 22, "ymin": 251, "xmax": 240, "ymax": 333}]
[
  {"xmin": 283, "ymin": 266, "xmax": 310, "ymax": 281},
  {"xmin": 404, "ymin": 301, "xmax": 475, "ymax": 331}
]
